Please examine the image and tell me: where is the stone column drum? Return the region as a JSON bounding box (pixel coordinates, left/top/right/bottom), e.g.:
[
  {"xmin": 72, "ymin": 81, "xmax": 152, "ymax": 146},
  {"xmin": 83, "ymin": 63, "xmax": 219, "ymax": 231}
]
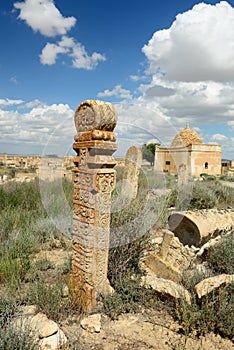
[
  {"xmin": 71, "ymin": 100, "xmax": 117, "ymax": 311},
  {"xmin": 168, "ymin": 208, "xmax": 234, "ymax": 246}
]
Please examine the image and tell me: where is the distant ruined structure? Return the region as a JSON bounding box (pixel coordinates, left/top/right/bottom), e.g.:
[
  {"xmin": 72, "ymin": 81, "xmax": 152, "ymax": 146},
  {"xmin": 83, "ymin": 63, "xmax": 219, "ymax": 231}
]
[
  {"xmin": 154, "ymin": 124, "xmax": 222, "ymax": 177},
  {"xmin": 71, "ymin": 100, "xmax": 117, "ymax": 311}
]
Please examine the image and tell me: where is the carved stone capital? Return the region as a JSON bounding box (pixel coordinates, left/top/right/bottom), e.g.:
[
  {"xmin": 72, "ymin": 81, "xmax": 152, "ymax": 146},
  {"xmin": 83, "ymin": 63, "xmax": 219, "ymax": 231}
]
[{"xmin": 74, "ymin": 100, "xmax": 117, "ymax": 134}]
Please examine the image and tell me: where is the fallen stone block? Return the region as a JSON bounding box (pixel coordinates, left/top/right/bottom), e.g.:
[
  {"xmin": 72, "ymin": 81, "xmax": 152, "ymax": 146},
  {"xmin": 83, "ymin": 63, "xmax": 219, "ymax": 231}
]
[
  {"xmin": 38, "ymin": 329, "xmax": 68, "ymax": 350},
  {"xmin": 195, "ymin": 274, "xmax": 234, "ymax": 299},
  {"xmin": 141, "ymin": 275, "xmax": 191, "ymax": 304},
  {"xmin": 80, "ymin": 313, "xmax": 102, "ymax": 333},
  {"xmin": 142, "ymin": 230, "xmax": 195, "ymax": 282},
  {"xmin": 11, "ymin": 309, "xmax": 68, "ymax": 350}
]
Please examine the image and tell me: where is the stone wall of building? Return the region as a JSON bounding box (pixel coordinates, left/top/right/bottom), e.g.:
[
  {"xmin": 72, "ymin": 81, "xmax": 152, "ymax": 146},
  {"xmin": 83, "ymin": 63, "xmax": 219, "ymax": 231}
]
[
  {"xmin": 189, "ymin": 144, "xmax": 222, "ymax": 176},
  {"xmin": 154, "ymin": 143, "xmax": 222, "ymax": 177},
  {"xmin": 155, "ymin": 147, "xmax": 190, "ymax": 175}
]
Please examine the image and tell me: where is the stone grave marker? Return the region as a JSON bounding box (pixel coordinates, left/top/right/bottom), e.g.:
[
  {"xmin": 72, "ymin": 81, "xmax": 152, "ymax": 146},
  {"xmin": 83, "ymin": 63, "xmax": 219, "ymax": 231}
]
[
  {"xmin": 71, "ymin": 100, "xmax": 117, "ymax": 311},
  {"xmin": 121, "ymin": 146, "xmax": 142, "ymax": 201}
]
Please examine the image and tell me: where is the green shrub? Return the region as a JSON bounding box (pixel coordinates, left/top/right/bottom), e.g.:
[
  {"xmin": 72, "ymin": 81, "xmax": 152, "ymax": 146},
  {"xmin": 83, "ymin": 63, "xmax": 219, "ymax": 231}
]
[
  {"xmin": 177, "ymin": 261, "xmax": 234, "ymax": 340},
  {"xmin": 200, "ymin": 173, "xmax": 216, "ymax": 181},
  {"xmin": 0, "ymin": 295, "xmax": 37, "ymax": 350},
  {"xmin": 26, "ymin": 277, "xmax": 83, "ymax": 322},
  {"xmin": 0, "ymin": 324, "xmax": 37, "ymax": 350},
  {"xmin": 176, "ymin": 283, "xmax": 234, "ymax": 339},
  {"xmin": 103, "ymin": 274, "xmax": 158, "ymax": 320},
  {"xmin": 182, "ymin": 268, "xmax": 214, "ymax": 293},
  {"xmin": 212, "ymin": 182, "xmax": 234, "ymax": 207},
  {"xmin": 220, "ymin": 175, "xmax": 234, "ymax": 182},
  {"xmin": 26, "ymin": 279, "xmax": 65, "ymax": 321},
  {"xmin": 206, "ymin": 234, "xmax": 234, "ymax": 274},
  {"xmin": 0, "ymin": 223, "xmax": 43, "ymax": 286},
  {"xmin": 109, "ymin": 194, "xmax": 153, "ymax": 288},
  {"xmin": 188, "ymin": 182, "xmax": 218, "ymax": 209},
  {"xmin": 169, "ymin": 180, "xmax": 234, "ymax": 210},
  {"xmin": 0, "ymin": 296, "xmax": 18, "ymax": 328},
  {"xmin": 33, "ymin": 258, "xmax": 55, "ymax": 271},
  {"xmin": 103, "ymin": 277, "xmax": 141, "ymax": 320}
]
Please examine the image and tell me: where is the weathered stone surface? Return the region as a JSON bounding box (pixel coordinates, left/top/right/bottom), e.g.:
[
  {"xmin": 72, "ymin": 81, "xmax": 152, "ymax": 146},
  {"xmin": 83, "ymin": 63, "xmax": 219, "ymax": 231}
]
[
  {"xmin": 177, "ymin": 163, "xmax": 189, "ymax": 186},
  {"xmin": 158, "ymin": 230, "xmax": 174, "ymax": 260},
  {"xmin": 195, "ymin": 274, "xmax": 234, "ymax": 299},
  {"xmin": 74, "ymin": 99, "xmax": 117, "ymax": 133},
  {"xmin": 11, "ymin": 311, "xmax": 68, "ymax": 350},
  {"xmin": 62, "ymin": 284, "xmax": 69, "ymax": 297},
  {"xmin": 171, "ymin": 126, "xmax": 203, "ymax": 148},
  {"xmin": 30, "ymin": 312, "xmax": 49, "ymax": 330},
  {"xmin": 142, "ymin": 230, "xmax": 195, "ymax": 282},
  {"xmin": 121, "ymin": 146, "xmax": 142, "ymax": 200},
  {"xmin": 80, "ymin": 313, "xmax": 102, "ymax": 333},
  {"xmin": 168, "ymin": 208, "xmax": 234, "ymax": 246},
  {"xmin": 72, "ymin": 100, "xmax": 117, "ymax": 311},
  {"xmin": 38, "ymin": 320, "xmax": 59, "ymax": 338},
  {"xmin": 142, "ymin": 275, "xmax": 191, "ymax": 303},
  {"xmin": 38, "ymin": 329, "xmax": 68, "ymax": 350},
  {"xmin": 18, "ymin": 305, "xmax": 37, "ymax": 316}
]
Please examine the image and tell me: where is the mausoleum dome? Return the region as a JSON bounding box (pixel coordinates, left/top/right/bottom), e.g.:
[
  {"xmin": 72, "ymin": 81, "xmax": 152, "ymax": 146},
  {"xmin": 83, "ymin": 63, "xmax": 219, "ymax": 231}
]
[{"xmin": 170, "ymin": 124, "xmax": 202, "ymax": 148}]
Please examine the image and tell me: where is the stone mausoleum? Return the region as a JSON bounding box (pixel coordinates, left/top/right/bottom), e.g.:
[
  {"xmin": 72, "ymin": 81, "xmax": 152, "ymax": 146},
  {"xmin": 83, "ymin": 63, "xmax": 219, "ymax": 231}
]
[{"xmin": 154, "ymin": 124, "xmax": 222, "ymax": 177}]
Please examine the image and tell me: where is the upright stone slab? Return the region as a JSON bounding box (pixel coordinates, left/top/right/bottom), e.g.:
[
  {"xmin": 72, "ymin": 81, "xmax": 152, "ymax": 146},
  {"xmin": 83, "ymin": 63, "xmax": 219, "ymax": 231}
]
[
  {"xmin": 177, "ymin": 164, "xmax": 189, "ymax": 186},
  {"xmin": 72, "ymin": 100, "xmax": 117, "ymax": 311},
  {"xmin": 121, "ymin": 146, "xmax": 142, "ymax": 200}
]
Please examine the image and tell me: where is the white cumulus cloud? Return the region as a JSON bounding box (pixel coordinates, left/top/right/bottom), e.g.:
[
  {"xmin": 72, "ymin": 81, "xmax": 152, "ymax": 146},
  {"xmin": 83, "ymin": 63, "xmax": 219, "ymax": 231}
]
[
  {"xmin": 0, "ymin": 98, "xmax": 23, "ymax": 107},
  {"xmin": 227, "ymin": 121, "xmax": 234, "ymax": 130},
  {"xmin": 14, "ymin": 0, "xmax": 76, "ymax": 37},
  {"xmin": 40, "ymin": 36, "xmax": 106, "ymax": 69},
  {"xmin": 98, "ymin": 85, "xmax": 132, "ymax": 100},
  {"xmin": 40, "ymin": 41, "xmax": 70, "ymax": 65},
  {"xmin": 142, "ymin": 1, "xmax": 234, "ymax": 82},
  {"xmin": 71, "ymin": 42, "xmax": 106, "ymax": 70},
  {"xmin": 0, "ymin": 99, "xmax": 76, "ymax": 152},
  {"xmin": 210, "ymin": 133, "xmax": 228, "ymax": 141}
]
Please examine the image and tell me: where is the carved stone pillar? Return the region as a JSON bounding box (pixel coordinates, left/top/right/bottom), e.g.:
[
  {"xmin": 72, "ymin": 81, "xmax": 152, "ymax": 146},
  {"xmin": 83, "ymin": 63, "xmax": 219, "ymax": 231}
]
[{"xmin": 71, "ymin": 100, "xmax": 117, "ymax": 311}]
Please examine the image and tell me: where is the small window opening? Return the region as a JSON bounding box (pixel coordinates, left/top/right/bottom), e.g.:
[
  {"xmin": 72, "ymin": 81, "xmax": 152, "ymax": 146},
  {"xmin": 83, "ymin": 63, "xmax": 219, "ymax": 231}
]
[
  {"xmin": 165, "ymin": 161, "xmax": 170, "ymax": 165},
  {"xmin": 205, "ymin": 162, "xmax": 208, "ymax": 169}
]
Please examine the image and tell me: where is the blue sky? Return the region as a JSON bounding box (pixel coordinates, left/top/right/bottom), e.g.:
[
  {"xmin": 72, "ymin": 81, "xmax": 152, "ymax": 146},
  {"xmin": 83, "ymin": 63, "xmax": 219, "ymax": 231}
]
[{"xmin": 0, "ymin": 0, "xmax": 234, "ymax": 158}]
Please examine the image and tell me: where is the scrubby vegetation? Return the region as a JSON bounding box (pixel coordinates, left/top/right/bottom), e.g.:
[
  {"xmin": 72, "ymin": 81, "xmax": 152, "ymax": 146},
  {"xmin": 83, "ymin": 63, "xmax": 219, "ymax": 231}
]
[
  {"xmin": 0, "ymin": 170, "xmax": 233, "ymax": 347},
  {"xmin": 0, "ymin": 179, "xmax": 78, "ymax": 348},
  {"xmin": 108, "ymin": 170, "xmax": 234, "ymax": 340},
  {"xmin": 220, "ymin": 174, "xmax": 234, "ymax": 182},
  {"xmin": 177, "ymin": 235, "xmax": 234, "ymax": 340}
]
